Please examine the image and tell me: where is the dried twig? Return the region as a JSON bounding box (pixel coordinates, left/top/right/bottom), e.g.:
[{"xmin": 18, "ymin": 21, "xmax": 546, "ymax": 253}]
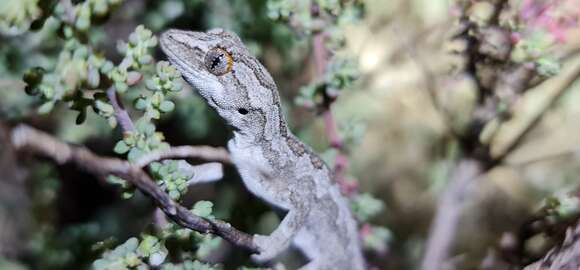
[
  {"xmin": 419, "ymin": 2, "xmax": 580, "ymax": 268},
  {"xmin": 523, "ymin": 222, "xmax": 580, "ymax": 270},
  {"xmin": 312, "ymin": 32, "xmax": 358, "ymax": 195},
  {"xmin": 421, "ymin": 160, "xmax": 482, "ymax": 270},
  {"xmin": 491, "ymin": 65, "xmax": 580, "ymax": 165},
  {"xmin": 106, "ymin": 86, "xmax": 135, "ymax": 133},
  {"xmin": 135, "ymin": 146, "xmax": 231, "ymax": 168},
  {"xmin": 422, "ymin": 62, "xmax": 580, "ymax": 270},
  {"xmin": 10, "ymin": 124, "xmax": 258, "ymax": 252}
]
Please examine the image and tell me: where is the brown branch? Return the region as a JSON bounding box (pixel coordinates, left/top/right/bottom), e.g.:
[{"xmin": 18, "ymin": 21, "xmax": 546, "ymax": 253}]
[
  {"xmin": 509, "ymin": 148, "xmax": 579, "ymax": 167},
  {"xmin": 523, "ymin": 222, "xmax": 580, "ymax": 270},
  {"xmin": 10, "ymin": 124, "xmax": 258, "ymax": 252},
  {"xmin": 106, "ymin": 86, "xmax": 135, "ymax": 133},
  {"xmin": 421, "ymin": 64, "xmax": 580, "ymax": 270},
  {"xmin": 312, "ymin": 32, "xmax": 357, "ymax": 195},
  {"xmin": 421, "ymin": 159, "xmax": 483, "ymax": 270},
  {"xmin": 135, "ymin": 145, "xmax": 231, "ymax": 168},
  {"xmin": 491, "ymin": 65, "xmax": 580, "ymax": 165}
]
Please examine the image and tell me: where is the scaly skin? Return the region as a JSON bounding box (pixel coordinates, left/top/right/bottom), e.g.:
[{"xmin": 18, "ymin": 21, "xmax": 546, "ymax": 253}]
[{"xmin": 160, "ymin": 28, "xmax": 365, "ymax": 270}]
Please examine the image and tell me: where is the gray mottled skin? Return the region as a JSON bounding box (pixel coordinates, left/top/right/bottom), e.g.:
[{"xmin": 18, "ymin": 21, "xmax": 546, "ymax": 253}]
[{"xmin": 160, "ymin": 28, "xmax": 365, "ymax": 270}]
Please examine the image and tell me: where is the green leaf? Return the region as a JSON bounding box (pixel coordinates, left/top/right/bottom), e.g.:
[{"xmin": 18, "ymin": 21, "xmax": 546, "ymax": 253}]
[
  {"xmin": 536, "ymin": 57, "xmax": 561, "ymax": 77},
  {"xmin": 192, "ymin": 201, "xmax": 213, "ymax": 218},
  {"xmin": 128, "ymin": 148, "xmax": 145, "ymax": 163},
  {"xmin": 75, "ymin": 109, "xmax": 87, "ymax": 125},
  {"xmin": 350, "ymin": 193, "xmax": 384, "ymax": 222},
  {"xmin": 196, "ymin": 236, "xmax": 221, "ymax": 259},
  {"xmin": 137, "ymin": 235, "xmax": 159, "ymax": 257},
  {"xmin": 149, "ymin": 162, "xmax": 162, "ymax": 173},
  {"xmin": 362, "ymin": 226, "xmax": 392, "ymax": 253},
  {"xmin": 150, "ymin": 109, "xmax": 161, "ymax": 119},
  {"xmin": 169, "ymin": 190, "xmax": 180, "ymax": 200},
  {"xmin": 37, "ymin": 101, "xmax": 55, "ymax": 114},
  {"xmin": 159, "ymin": 100, "xmax": 175, "ymax": 113},
  {"xmin": 114, "ymin": 141, "xmax": 130, "ymax": 154},
  {"xmin": 134, "ymin": 97, "xmax": 148, "ymax": 110}
]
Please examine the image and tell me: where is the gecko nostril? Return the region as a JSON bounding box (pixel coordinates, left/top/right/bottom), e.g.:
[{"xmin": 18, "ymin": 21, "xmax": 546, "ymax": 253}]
[{"xmin": 237, "ymin": 108, "xmax": 249, "ymax": 115}]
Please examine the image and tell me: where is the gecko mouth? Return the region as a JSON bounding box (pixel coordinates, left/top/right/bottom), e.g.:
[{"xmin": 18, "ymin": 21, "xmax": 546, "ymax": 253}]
[
  {"xmin": 160, "ymin": 31, "xmax": 206, "ymax": 71},
  {"xmin": 160, "ymin": 31, "xmax": 217, "ymax": 93}
]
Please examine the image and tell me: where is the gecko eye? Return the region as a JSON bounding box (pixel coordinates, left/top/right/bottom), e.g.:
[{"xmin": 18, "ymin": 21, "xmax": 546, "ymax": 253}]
[
  {"xmin": 204, "ymin": 47, "xmax": 233, "ymax": 76},
  {"xmin": 237, "ymin": 108, "xmax": 249, "ymax": 115}
]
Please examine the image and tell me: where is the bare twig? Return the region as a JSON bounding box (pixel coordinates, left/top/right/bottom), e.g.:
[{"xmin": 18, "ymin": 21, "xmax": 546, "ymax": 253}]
[
  {"xmin": 180, "ymin": 162, "xmax": 225, "ymax": 185},
  {"xmin": 421, "ymin": 159, "xmax": 483, "ymax": 270},
  {"xmin": 523, "ymin": 222, "xmax": 580, "ymax": 270},
  {"xmin": 509, "ymin": 148, "xmax": 580, "ymax": 167},
  {"xmin": 491, "ymin": 65, "xmax": 580, "ymax": 165},
  {"xmin": 135, "ymin": 146, "xmax": 231, "ymax": 168},
  {"xmin": 419, "ymin": 2, "xmax": 565, "ymax": 268},
  {"xmin": 10, "ymin": 124, "xmax": 258, "ymax": 252},
  {"xmin": 312, "ymin": 32, "xmax": 357, "ymax": 195},
  {"xmin": 106, "ymin": 86, "xmax": 135, "ymax": 133},
  {"xmin": 421, "ymin": 63, "xmax": 580, "ymax": 270}
]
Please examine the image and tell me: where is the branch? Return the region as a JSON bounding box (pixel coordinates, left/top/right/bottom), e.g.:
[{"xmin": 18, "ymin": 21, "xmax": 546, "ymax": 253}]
[
  {"xmin": 523, "ymin": 222, "xmax": 580, "ymax": 270},
  {"xmin": 509, "ymin": 148, "xmax": 579, "ymax": 167},
  {"xmin": 312, "ymin": 32, "xmax": 358, "ymax": 195},
  {"xmin": 135, "ymin": 146, "xmax": 231, "ymax": 168},
  {"xmin": 106, "ymin": 86, "xmax": 135, "ymax": 133},
  {"xmin": 491, "ymin": 64, "xmax": 580, "ymax": 165},
  {"xmin": 421, "ymin": 159, "xmax": 483, "ymax": 270},
  {"xmin": 10, "ymin": 124, "xmax": 258, "ymax": 252}
]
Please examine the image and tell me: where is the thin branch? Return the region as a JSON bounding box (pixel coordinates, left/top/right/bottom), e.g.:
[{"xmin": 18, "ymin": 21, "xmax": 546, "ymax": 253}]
[
  {"xmin": 421, "ymin": 159, "xmax": 483, "ymax": 270},
  {"xmin": 491, "ymin": 64, "xmax": 580, "ymax": 166},
  {"xmin": 135, "ymin": 146, "xmax": 231, "ymax": 168},
  {"xmin": 509, "ymin": 148, "xmax": 580, "ymax": 167},
  {"xmin": 312, "ymin": 32, "xmax": 358, "ymax": 195},
  {"xmin": 106, "ymin": 86, "xmax": 135, "ymax": 133},
  {"xmin": 421, "ymin": 64, "xmax": 580, "ymax": 270},
  {"xmin": 180, "ymin": 162, "xmax": 225, "ymax": 185},
  {"xmin": 523, "ymin": 222, "xmax": 580, "ymax": 270},
  {"xmin": 10, "ymin": 124, "xmax": 258, "ymax": 252},
  {"xmin": 322, "ymin": 108, "xmax": 343, "ymax": 149}
]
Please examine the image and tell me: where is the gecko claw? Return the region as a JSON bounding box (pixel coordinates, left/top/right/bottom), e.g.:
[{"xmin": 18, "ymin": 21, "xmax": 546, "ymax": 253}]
[{"xmin": 252, "ymin": 234, "xmax": 282, "ymax": 263}]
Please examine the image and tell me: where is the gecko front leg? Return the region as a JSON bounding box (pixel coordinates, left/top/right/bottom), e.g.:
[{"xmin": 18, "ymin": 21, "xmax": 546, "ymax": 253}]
[{"xmin": 252, "ymin": 200, "xmax": 311, "ymax": 262}]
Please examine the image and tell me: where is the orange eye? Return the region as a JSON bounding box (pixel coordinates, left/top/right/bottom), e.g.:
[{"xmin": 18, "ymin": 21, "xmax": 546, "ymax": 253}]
[{"xmin": 204, "ymin": 48, "xmax": 233, "ymax": 76}]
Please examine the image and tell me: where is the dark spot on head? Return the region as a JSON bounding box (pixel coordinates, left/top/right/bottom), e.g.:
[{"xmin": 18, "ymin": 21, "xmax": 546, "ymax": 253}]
[{"xmin": 238, "ymin": 108, "xmax": 249, "ymax": 115}]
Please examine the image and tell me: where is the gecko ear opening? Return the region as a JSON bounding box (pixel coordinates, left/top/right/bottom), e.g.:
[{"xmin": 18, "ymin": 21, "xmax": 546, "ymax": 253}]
[{"xmin": 237, "ymin": 108, "xmax": 249, "ymax": 115}]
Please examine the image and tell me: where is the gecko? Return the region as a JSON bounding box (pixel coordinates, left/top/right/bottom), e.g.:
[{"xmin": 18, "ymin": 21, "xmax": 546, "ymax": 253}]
[{"xmin": 160, "ymin": 28, "xmax": 365, "ymax": 270}]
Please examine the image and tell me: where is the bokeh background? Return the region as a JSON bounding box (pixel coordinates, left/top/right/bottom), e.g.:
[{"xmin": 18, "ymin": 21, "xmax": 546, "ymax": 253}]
[{"xmin": 1, "ymin": 0, "xmax": 580, "ymax": 269}]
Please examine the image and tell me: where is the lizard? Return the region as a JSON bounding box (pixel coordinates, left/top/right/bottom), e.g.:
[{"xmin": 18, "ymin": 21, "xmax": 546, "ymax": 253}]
[{"xmin": 160, "ymin": 28, "xmax": 365, "ymax": 270}]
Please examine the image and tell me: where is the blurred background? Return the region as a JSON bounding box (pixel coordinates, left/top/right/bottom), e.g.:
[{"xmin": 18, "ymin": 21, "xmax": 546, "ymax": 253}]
[{"xmin": 1, "ymin": 0, "xmax": 580, "ymax": 269}]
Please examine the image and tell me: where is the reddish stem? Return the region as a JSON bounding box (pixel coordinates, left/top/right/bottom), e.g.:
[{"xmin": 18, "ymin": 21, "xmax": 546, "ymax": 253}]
[
  {"xmin": 323, "ymin": 108, "xmax": 343, "ymax": 149},
  {"xmin": 312, "ymin": 32, "xmax": 357, "ymax": 196}
]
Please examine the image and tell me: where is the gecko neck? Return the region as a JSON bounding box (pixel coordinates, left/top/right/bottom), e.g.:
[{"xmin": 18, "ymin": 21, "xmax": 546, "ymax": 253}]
[{"xmin": 232, "ymin": 114, "xmax": 291, "ymax": 148}]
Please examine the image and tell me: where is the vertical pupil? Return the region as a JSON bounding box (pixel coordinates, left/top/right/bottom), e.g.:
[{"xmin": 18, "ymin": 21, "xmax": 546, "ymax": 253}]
[{"xmin": 211, "ymin": 54, "xmax": 223, "ymax": 70}]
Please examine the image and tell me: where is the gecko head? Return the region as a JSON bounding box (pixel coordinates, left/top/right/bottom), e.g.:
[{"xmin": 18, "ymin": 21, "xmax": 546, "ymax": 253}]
[{"xmin": 161, "ymin": 28, "xmax": 282, "ymax": 139}]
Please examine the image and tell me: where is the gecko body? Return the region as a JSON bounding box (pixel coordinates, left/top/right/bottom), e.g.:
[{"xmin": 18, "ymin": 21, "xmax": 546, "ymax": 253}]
[{"xmin": 160, "ymin": 28, "xmax": 365, "ymax": 270}]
